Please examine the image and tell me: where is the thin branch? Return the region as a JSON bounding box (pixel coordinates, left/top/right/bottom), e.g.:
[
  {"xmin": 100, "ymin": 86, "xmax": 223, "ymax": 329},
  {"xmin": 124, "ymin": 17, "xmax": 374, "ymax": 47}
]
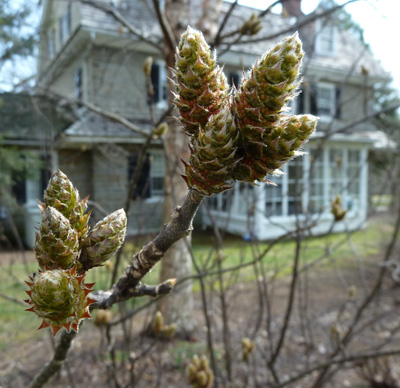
[
  {"xmin": 151, "ymin": 0, "xmax": 177, "ymax": 52},
  {"xmin": 80, "ymin": 0, "xmax": 162, "ymax": 52},
  {"xmin": 94, "ymin": 189, "xmax": 205, "ymax": 309},
  {"xmin": 221, "ymin": 0, "xmax": 361, "ymax": 47},
  {"xmin": 212, "ymin": 0, "xmax": 238, "ymax": 47},
  {"xmin": 29, "ymin": 331, "xmax": 76, "ymax": 388},
  {"xmin": 311, "ymin": 204, "xmax": 400, "ymax": 387},
  {"xmin": 276, "ymin": 348, "xmax": 400, "ymax": 387},
  {"xmin": 269, "ymin": 230, "xmax": 303, "ymax": 370},
  {"xmin": 0, "ymin": 291, "xmax": 27, "ymax": 306},
  {"xmin": 37, "ymin": 90, "xmax": 150, "ymax": 137},
  {"xmin": 91, "ymin": 278, "xmax": 176, "ymax": 306}
]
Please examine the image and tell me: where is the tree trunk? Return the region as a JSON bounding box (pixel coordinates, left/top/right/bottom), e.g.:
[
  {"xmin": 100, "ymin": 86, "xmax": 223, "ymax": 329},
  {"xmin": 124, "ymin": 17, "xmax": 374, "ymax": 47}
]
[{"xmin": 158, "ymin": 0, "xmax": 222, "ymax": 337}]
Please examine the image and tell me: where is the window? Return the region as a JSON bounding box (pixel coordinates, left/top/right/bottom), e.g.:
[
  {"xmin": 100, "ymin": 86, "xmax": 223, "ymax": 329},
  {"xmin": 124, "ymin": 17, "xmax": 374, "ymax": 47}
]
[
  {"xmin": 59, "ymin": 6, "xmax": 71, "ymax": 46},
  {"xmin": 309, "ymin": 150, "xmax": 325, "ymax": 214},
  {"xmin": 265, "ymin": 176, "xmax": 283, "ymax": 216},
  {"xmin": 316, "ymin": 19, "xmax": 337, "ymax": 56},
  {"xmin": 47, "ymin": 28, "xmax": 55, "ymax": 59},
  {"xmin": 75, "ymin": 67, "xmax": 82, "ymax": 99},
  {"xmin": 149, "ymin": 153, "xmax": 164, "ymax": 196},
  {"xmin": 346, "ymin": 150, "xmax": 361, "ymax": 212},
  {"xmin": 151, "ymin": 62, "xmax": 167, "ymax": 106},
  {"xmin": 310, "ymin": 83, "xmax": 341, "ymax": 119},
  {"xmin": 329, "ymin": 148, "xmax": 344, "ymax": 200},
  {"xmin": 128, "ymin": 152, "xmax": 165, "ymax": 199}
]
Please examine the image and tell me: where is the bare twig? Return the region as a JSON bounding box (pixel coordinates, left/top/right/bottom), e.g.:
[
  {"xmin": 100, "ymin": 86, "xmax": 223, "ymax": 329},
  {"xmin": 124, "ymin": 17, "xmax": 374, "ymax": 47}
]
[
  {"xmin": 80, "ymin": 0, "xmax": 162, "ymax": 51},
  {"xmin": 29, "ymin": 331, "xmax": 76, "ymax": 388}
]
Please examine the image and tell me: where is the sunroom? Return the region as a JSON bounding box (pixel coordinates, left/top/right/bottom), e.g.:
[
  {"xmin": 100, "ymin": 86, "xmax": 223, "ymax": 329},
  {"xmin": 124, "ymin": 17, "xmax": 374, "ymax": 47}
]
[{"xmin": 203, "ymin": 134, "xmax": 371, "ymax": 240}]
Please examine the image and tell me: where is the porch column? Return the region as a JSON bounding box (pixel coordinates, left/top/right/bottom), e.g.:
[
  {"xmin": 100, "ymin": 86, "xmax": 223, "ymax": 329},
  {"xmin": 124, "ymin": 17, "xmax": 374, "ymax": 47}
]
[
  {"xmin": 254, "ymin": 183, "xmax": 266, "ymax": 239},
  {"xmin": 360, "ymin": 147, "xmax": 368, "ymax": 220}
]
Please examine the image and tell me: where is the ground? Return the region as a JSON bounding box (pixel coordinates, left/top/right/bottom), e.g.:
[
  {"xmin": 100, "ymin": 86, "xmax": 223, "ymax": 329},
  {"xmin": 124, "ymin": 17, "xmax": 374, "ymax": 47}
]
[{"xmin": 0, "ymin": 212, "xmax": 399, "ymax": 388}]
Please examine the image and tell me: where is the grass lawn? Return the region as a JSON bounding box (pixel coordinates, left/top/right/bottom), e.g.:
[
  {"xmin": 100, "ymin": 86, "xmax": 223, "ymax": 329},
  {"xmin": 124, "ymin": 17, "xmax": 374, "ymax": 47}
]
[{"xmin": 0, "ymin": 213, "xmax": 394, "ymax": 350}]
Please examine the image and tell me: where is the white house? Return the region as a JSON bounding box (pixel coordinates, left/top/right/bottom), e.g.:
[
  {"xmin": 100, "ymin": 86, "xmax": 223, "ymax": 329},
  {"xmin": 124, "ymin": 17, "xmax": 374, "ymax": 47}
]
[{"xmin": 2, "ymin": 0, "xmax": 390, "ymax": 246}]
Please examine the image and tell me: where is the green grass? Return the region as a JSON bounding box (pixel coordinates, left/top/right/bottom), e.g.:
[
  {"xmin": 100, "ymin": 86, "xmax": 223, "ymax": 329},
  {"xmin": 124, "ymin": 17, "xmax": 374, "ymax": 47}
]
[{"xmin": 0, "ymin": 215, "xmax": 394, "ymax": 350}]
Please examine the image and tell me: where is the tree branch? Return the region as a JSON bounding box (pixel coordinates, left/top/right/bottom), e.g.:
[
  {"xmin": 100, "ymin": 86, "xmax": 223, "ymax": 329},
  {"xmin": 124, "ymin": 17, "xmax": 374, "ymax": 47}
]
[
  {"xmin": 221, "ymin": 0, "xmax": 361, "ymax": 47},
  {"xmin": 29, "ymin": 331, "xmax": 76, "ymax": 388},
  {"xmin": 276, "ymin": 348, "xmax": 400, "ymax": 387},
  {"xmin": 80, "ymin": 0, "xmax": 162, "ymax": 52},
  {"xmin": 93, "ymin": 189, "xmax": 204, "ymax": 309},
  {"xmin": 151, "ymin": 0, "xmax": 177, "ymax": 52},
  {"xmin": 36, "ymin": 89, "xmax": 150, "ymax": 138},
  {"xmin": 91, "ymin": 278, "xmax": 177, "ymax": 307},
  {"xmin": 212, "ymin": 0, "xmax": 238, "ymax": 47}
]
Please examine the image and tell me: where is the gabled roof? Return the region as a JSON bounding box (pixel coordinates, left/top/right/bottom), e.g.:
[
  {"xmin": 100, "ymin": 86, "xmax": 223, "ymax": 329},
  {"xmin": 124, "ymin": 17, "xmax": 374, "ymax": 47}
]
[
  {"xmin": 76, "ymin": 0, "xmax": 389, "ymax": 81},
  {"xmin": 0, "ymin": 93, "xmax": 72, "ymax": 145},
  {"xmin": 63, "ymin": 112, "xmax": 151, "ymax": 144}
]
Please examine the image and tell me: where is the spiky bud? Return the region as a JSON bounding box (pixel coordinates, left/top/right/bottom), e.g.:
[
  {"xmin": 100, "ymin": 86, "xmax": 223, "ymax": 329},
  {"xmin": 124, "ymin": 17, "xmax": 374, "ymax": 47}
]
[
  {"xmin": 79, "ymin": 209, "xmax": 127, "ymax": 271},
  {"xmin": 331, "ymin": 195, "xmax": 347, "ymax": 221},
  {"xmin": 24, "ymin": 268, "xmax": 96, "ymax": 336},
  {"xmin": 35, "ymin": 206, "xmax": 79, "ymax": 270},
  {"xmin": 240, "ymin": 13, "xmax": 262, "ymax": 36},
  {"xmin": 43, "ymin": 170, "xmax": 80, "ymax": 219},
  {"xmin": 182, "ymin": 106, "xmax": 238, "ymax": 195},
  {"xmin": 233, "ymin": 33, "xmax": 317, "ymax": 182},
  {"xmin": 43, "ymin": 170, "xmax": 91, "ymax": 245},
  {"xmin": 173, "ymin": 26, "xmax": 229, "ymax": 137},
  {"xmin": 187, "ymin": 354, "xmax": 214, "ymax": 388},
  {"xmin": 234, "ymin": 114, "xmax": 317, "ymax": 182}
]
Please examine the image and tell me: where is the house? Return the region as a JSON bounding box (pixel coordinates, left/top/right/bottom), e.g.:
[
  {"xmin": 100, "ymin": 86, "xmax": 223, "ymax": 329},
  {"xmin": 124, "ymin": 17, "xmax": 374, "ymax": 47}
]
[{"xmin": 2, "ymin": 0, "xmax": 390, "ymax": 246}]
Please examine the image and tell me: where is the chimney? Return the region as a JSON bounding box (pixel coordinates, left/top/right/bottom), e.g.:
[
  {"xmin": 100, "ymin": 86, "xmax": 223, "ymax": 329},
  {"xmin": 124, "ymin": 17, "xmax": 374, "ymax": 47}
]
[{"xmin": 282, "ymin": 0, "xmax": 303, "ymax": 17}]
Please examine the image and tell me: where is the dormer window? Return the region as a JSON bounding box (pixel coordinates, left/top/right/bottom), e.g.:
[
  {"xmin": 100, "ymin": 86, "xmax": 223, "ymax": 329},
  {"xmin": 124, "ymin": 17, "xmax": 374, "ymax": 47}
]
[
  {"xmin": 315, "ymin": 19, "xmax": 337, "ymax": 56},
  {"xmin": 151, "ymin": 62, "xmax": 168, "ymax": 107},
  {"xmin": 309, "ymin": 82, "xmax": 341, "ymax": 120}
]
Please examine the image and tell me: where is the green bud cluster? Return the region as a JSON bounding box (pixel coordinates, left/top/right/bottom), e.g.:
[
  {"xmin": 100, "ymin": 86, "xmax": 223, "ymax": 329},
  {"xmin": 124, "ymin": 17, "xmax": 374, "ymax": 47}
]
[
  {"xmin": 187, "ymin": 355, "xmax": 214, "ymax": 388},
  {"xmin": 233, "ymin": 32, "xmax": 317, "ymax": 182},
  {"xmin": 25, "ymin": 268, "xmax": 95, "ymax": 336},
  {"xmin": 174, "ymin": 27, "xmax": 318, "ymax": 196},
  {"xmin": 183, "ymin": 106, "xmax": 239, "ymax": 195},
  {"xmin": 240, "ymin": 13, "xmax": 262, "ymax": 36},
  {"xmin": 26, "ymin": 170, "xmax": 127, "ymax": 336},
  {"xmin": 79, "ymin": 209, "xmax": 127, "ymax": 271},
  {"xmin": 172, "ymin": 26, "xmax": 229, "ymax": 137},
  {"xmin": 153, "ymin": 311, "xmax": 177, "ymax": 338}
]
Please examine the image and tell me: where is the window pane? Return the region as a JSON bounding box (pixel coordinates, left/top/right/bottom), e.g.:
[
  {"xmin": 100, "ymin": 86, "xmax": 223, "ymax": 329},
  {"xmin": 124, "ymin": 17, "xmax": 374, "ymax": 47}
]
[{"xmin": 309, "ymin": 150, "xmax": 325, "ymax": 214}]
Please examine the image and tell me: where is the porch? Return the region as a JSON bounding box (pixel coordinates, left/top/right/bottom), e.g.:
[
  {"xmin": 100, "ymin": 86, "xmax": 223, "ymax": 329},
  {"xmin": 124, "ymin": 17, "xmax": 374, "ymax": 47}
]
[{"xmin": 203, "ymin": 137, "xmax": 371, "ymax": 240}]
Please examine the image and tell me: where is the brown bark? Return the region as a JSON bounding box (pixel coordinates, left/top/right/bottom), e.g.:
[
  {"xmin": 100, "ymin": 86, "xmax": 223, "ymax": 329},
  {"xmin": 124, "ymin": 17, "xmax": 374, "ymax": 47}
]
[
  {"xmin": 157, "ymin": 0, "xmax": 223, "ymax": 337},
  {"xmin": 158, "ymin": 47, "xmax": 195, "ymax": 335}
]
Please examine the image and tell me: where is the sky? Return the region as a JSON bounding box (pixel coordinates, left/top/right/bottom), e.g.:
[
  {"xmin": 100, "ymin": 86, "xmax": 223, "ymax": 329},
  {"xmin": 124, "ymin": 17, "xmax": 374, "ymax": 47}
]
[{"xmin": 226, "ymin": 0, "xmax": 400, "ymax": 90}]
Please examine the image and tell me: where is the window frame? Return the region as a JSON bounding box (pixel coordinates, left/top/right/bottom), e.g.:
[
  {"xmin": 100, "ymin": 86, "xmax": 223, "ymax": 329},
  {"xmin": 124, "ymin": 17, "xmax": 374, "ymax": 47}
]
[
  {"xmin": 315, "ymin": 18, "xmax": 337, "ymax": 57},
  {"xmin": 151, "ymin": 61, "xmax": 168, "ymax": 109},
  {"xmin": 316, "ymin": 82, "xmax": 336, "ymax": 120}
]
